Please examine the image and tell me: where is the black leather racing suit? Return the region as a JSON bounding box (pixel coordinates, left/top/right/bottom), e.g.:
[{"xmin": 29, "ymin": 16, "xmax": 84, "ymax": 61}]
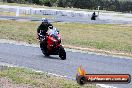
[{"xmin": 37, "ymin": 23, "xmax": 53, "ymax": 51}]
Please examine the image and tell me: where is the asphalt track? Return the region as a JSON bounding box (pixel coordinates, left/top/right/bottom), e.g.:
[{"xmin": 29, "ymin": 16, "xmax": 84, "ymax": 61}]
[
  {"xmin": 0, "ymin": 15, "xmax": 132, "ymax": 24},
  {"xmin": 0, "ymin": 43, "xmax": 132, "ymax": 88}
]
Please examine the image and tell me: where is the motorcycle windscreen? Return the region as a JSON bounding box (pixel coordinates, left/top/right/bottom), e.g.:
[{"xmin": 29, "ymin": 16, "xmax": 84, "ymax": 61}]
[
  {"xmin": 47, "ymin": 28, "xmax": 58, "ymax": 35},
  {"xmin": 51, "ymin": 34, "xmax": 59, "ymax": 40}
]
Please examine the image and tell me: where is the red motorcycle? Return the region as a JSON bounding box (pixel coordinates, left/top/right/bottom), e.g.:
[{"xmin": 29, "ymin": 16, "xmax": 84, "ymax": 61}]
[{"xmin": 39, "ymin": 27, "xmax": 66, "ymax": 60}]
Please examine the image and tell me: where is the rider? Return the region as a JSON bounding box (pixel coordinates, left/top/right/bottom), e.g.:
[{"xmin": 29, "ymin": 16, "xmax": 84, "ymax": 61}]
[
  {"xmin": 37, "ymin": 18, "xmax": 53, "ymax": 50},
  {"xmin": 37, "ymin": 18, "xmax": 53, "ymax": 39},
  {"xmin": 91, "ymin": 12, "xmax": 98, "ymax": 20}
]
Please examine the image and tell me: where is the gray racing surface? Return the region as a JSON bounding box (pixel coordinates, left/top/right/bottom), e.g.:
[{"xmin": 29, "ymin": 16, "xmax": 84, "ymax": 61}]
[
  {"xmin": 0, "ymin": 43, "xmax": 132, "ymax": 88},
  {"xmin": 0, "ymin": 15, "xmax": 42, "ymax": 21},
  {"xmin": 0, "ymin": 15, "xmax": 132, "ymax": 24}
]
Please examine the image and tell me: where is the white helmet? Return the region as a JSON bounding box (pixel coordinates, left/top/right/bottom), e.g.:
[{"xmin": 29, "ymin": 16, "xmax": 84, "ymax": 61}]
[{"xmin": 42, "ymin": 18, "xmax": 49, "ymax": 23}]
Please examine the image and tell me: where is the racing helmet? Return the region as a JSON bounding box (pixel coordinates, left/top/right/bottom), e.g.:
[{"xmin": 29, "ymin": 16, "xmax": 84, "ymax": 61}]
[{"xmin": 42, "ymin": 18, "xmax": 49, "ymax": 23}]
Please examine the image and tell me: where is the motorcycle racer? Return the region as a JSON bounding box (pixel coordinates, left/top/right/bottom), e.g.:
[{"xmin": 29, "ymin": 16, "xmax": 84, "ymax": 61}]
[
  {"xmin": 37, "ymin": 18, "xmax": 53, "ymax": 39},
  {"xmin": 37, "ymin": 18, "xmax": 53, "ymax": 51}
]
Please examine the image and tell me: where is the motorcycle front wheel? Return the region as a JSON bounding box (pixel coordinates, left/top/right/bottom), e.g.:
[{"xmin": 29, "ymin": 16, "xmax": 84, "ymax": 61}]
[
  {"xmin": 40, "ymin": 46, "xmax": 49, "ymax": 56},
  {"xmin": 42, "ymin": 49, "xmax": 50, "ymax": 57},
  {"xmin": 59, "ymin": 45, "xmax": 66, "ymax": 60}
]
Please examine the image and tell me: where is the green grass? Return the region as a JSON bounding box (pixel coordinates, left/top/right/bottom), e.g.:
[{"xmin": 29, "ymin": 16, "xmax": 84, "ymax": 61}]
[
  {"xmin": 0, "ymin": 20, "xmax": 132, "ymax": 53},
  {"xmin": 59, "ymin": 23, "xmax": 132, "ymax": 52},
  {"xmin": 0, "ymin": 66, "xmax": 96, "ymax": 88}
]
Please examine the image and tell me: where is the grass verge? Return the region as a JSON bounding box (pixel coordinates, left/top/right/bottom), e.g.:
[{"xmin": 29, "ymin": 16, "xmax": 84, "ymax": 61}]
[
  {"xmin": 0, "ymin": 66, "xmax": 97, "ymax": 88},
  {"xmin": 0, "ymin": 20, "xmax": 131, "ymax": 56}
]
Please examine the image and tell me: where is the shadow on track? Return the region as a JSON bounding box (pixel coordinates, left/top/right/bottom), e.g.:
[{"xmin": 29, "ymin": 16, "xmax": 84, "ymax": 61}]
[
  {"xmin": 37, "ymin": 52, "xmax": 66, "ymax": 60},
  {"xmin": 41, "ymin": 55, "xmax": 62, "ymax": 60}
]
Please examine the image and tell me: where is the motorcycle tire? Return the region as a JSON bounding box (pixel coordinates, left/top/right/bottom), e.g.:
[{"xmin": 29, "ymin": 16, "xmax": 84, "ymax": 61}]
[
  {"xmin": 41, "ymin": 49, "xmax": 50, "ymax": 57},
  {"xmin": 59, "ymin": 45, "xmax": 66, "ymax": 60}
]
